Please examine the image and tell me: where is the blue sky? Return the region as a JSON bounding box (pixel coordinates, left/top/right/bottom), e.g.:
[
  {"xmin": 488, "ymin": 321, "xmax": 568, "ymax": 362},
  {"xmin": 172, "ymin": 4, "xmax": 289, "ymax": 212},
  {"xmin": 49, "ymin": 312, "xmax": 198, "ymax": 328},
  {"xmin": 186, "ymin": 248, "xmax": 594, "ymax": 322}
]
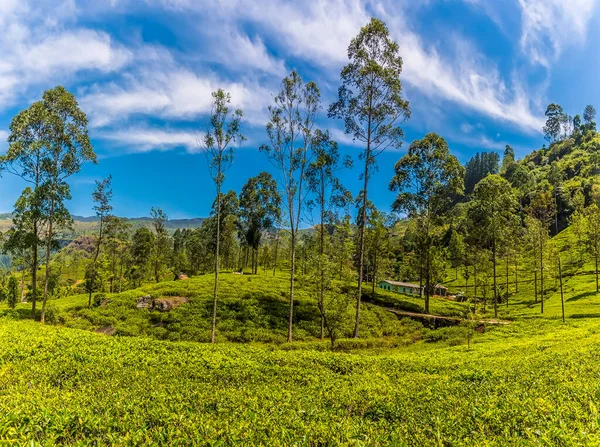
[{"xmin": 0, "ymin": 0, "xmax": 598, "ymax": 219}]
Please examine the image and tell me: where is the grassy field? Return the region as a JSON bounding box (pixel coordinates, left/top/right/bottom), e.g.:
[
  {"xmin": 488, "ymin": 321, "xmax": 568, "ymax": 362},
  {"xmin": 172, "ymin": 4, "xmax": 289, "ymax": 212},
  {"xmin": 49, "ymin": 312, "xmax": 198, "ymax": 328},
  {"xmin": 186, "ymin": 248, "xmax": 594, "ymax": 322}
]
[
  {"xmin": 1, "ymin": 272, "xmax": 471, "ymax": 345},
  {"xmin": 5, "ymin": 238, "xmax": 600, "ymax": 444},
  {"xmin": 2, "ymin": 314, "xmax": 600, "ymax": 445}
]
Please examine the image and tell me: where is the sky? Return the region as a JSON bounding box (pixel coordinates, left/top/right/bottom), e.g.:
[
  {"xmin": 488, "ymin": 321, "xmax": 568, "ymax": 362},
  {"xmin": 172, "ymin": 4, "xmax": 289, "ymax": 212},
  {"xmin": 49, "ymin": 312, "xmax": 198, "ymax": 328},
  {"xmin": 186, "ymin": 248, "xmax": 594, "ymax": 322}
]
[{"xmin": 0, "ymin": 0, "xmax": 599, "ymax": 219}]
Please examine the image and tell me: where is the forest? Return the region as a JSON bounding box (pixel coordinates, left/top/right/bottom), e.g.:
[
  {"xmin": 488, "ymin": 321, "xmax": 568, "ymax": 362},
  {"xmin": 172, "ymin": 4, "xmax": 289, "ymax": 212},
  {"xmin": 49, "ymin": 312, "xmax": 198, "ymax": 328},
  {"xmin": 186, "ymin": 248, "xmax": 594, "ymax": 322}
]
[{"xmin": 2, "ymin": 16, "xmax": 600, "ymax": 446}]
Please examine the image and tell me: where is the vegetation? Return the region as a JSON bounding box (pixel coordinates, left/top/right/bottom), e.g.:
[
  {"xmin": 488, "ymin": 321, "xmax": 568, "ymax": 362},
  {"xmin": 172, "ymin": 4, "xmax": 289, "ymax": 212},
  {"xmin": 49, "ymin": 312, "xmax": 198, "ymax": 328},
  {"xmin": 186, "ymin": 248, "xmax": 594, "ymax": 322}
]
[{"xmin": 3, "ymin": 15, "xmax": 600, "ymax": 445}]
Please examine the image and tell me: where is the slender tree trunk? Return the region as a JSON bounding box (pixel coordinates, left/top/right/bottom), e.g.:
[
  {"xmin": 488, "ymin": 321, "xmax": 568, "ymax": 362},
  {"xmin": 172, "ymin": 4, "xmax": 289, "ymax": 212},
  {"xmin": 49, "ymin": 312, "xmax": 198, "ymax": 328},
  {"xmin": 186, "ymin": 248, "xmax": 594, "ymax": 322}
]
[
  {"xmin": 506, "ymin": 252, "xmax": 509, "ymax": 308},
  {"xmin": 211, "ymin": 179, "xmax": 221, "ymax": 344},
  {"xmin": 534, "ymin": 270, "xmax": 538, "ymax": 304},
  {"xmin": 41, "ymin": 195, "xmax": 56, "ymax": 324},
  {"xmin": 355, "ymin": 155, "xmax": 369, "ymax": 338},
  {"xmin": 594, "ymin": 254, "xmax": 598, "ymax": 293},
  {"xmin": 118, "ymin": 257, "xmax": 123, "ymax": 293},
  {"xmin": 319, "ymin": 186, "xmax": 325, "ymax": 340},
  {"xmin": 559, "ymin": 256, "xmax": 565, "ymax": 323},
  {"xmin": 474, "ymin": 259, "xmax": 478, "ymax": 311},
  {"xmin": 288, "ymin": 230, "xmax": 296, "ymax": 343},
  {"xmin": 31, "ymin": 223, "xmax": 38, "ymax": 319},
  {"xmin": 20, "ymin": 268, "xmax": 25, "ymax": 302},
  {"xmin": 88, "ymin": 218, "xmax": 103, "ymax": 308},
  {"xmin": 273, "ymin": 230, "xmax": 279, "ymax": 277},
  {"xmin": 419, "ymin": 264, "xmax": 423, "ymax": 299},
  {"xmin": 539, "ymin": 228, "xmax": 544, "ymax": 314},
  {"xmin": 425, "ymin": 245, "xmax": 431, "ymax": 314},
  {"xmin": 493, "ymin": 240, "xmax": 498, "ymax": 319},
  {"xmin": 515, "ymin": 251, "xmax": 519, "ymax": 293}
]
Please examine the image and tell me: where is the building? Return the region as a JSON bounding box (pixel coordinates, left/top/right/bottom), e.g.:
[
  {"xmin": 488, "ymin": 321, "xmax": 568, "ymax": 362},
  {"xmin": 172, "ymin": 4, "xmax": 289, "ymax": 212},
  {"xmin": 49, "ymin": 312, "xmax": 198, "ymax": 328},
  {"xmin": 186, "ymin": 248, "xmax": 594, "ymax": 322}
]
[
  {"xmin": 379, "ymin": 280, "xmax": 421, "ymax": 295},
  {"xmin": 378, "ymin": 280, "xmax": 448, "ymax": 297}
]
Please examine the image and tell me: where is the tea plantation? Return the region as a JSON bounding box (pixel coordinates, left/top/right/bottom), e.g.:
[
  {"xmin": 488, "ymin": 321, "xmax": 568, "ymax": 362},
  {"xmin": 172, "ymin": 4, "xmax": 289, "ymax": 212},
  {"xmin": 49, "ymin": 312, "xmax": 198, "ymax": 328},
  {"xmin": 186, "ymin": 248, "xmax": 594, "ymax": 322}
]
[
  {"xmin": 2, "ymin": 316, "xmax": 600, "ymax": 445},
  {"xmin": 3, "ymin": 269, "xmax": 600, "ymax": 445}
]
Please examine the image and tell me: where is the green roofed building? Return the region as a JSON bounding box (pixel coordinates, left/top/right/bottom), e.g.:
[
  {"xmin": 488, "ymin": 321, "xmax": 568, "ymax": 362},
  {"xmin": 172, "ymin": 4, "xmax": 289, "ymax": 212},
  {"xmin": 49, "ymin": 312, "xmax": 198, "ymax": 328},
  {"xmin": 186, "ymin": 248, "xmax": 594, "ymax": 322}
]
[{"xmin": 379, "ymin": 280, "xmax": 448, "ymax": 297}]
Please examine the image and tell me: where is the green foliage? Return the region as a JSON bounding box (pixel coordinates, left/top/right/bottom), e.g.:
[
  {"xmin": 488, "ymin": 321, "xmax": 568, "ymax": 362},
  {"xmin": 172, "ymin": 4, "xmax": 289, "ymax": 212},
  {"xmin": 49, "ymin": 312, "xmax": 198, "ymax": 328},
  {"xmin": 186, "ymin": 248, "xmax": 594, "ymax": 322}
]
[
  {"xmin": 7, "ymin": 276, "xmax": 18, "ymax": 309},
  {"xmin": 464, "ymin": 151, "xmax": 500, "ymax": 193},
  {"xmin": 3, "ymin": 314, "xmax": 600, "ymax": 444}
]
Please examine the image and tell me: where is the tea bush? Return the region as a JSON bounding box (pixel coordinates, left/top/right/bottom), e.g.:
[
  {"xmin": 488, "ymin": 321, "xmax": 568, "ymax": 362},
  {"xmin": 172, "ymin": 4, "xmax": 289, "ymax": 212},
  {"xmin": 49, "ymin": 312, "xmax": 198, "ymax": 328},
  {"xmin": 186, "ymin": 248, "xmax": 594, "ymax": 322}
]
[{"xmin": 2, "ymin": 319, "xmax": 600, "ymax": 445}]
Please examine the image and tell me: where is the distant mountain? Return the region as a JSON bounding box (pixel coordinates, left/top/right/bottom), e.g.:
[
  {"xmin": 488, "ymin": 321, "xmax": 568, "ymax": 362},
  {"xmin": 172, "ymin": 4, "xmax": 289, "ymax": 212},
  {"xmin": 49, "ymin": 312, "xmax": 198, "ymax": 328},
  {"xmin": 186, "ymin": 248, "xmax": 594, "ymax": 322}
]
[
  {"xmin": 71, "ymin": 215, "xmax": 205, "ymax": 230},
  {"xmin": 0, "ymin": 214, "xmax": 206, "ymax": 236}
]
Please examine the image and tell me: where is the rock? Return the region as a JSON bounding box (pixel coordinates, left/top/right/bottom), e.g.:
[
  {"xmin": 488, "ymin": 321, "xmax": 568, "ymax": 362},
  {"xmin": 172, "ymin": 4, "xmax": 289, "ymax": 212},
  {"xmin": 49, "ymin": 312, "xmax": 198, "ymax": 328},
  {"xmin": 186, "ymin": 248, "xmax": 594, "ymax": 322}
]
[
  {"xmin": 136, "ymin": 295, "xmax": 189, "ymax": 312},
  {"xmin": 136, "ymin": 295, "xmax": 153, "ymax": 309},
  {"xmin": 153, "ymin": 296, "xmax": 189, "ymax": 312},
  {"xmin": 96, "ymin": 326, "xmax": 115, "ymax": 336}
]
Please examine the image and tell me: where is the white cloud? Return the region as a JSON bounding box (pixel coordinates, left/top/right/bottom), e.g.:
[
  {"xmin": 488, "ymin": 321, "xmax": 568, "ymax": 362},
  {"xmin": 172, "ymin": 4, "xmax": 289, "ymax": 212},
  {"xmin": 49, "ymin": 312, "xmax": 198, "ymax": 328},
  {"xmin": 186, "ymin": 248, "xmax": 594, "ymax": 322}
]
[
  {"xmin": 178, "ymin": 0, "xmax": 545, "ymax": 132},
  {"xmin": 378, "ymin": 10, "xmax": 545, "ymax": 133},
  {"xmin": 158, "ymin": 0, "xmax": 367, "ymax": 67},
  {"xmin": 518, "ymin": 0, "xmax": 596, "ymax": 67},
  {"xmin": 0, "ymin": 1, "xmax": 131, "ymax": 109},
  {"xmin": 81, "ymin": 68, "xmax": 272, "ymax": 127},
  {"xmin": 21, "ymin": 29, "xmax": 130, "ymax": 74},
  {"xmin": 329, "ymin": 128, "xmax": 364, "ymax": 148},
  {"xmin": 98, "ymin": 127, "xmax": 200, "ymax": 153},
  {"xmin": 202, "ymin": 27, "xmax": 287, "ymax": 76}
]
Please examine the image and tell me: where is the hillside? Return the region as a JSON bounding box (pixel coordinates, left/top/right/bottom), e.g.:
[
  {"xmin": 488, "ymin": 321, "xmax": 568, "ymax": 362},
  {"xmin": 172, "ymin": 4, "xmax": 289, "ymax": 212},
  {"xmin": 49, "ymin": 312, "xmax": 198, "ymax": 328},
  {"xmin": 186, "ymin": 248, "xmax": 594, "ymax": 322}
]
[
  {"xmin": 3, "ymin": 303, "xmax": 600, "ymax": 444},
  {"xmin": 1, "ymin": 273, "xmax": 469, "ymax": 344},
  {"xmin": 0, "ymin": 214, "xmax": 205, "ymax": 237}
]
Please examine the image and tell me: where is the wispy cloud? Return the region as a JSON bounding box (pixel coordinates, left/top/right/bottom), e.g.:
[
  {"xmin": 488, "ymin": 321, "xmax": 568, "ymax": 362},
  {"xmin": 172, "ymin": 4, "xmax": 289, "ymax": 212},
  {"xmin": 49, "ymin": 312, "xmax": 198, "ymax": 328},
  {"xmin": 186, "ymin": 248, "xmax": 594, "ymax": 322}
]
[
  {"xmin": 98, "ymin": 127, "xmax": 201, "ymax": 154},
  {"xmin": 381, "ymin": 10, "xmax": 545, "ymax": 133},
  {"xmin": 171, "ymin": 0, "xmax": 546, "ymax": 132},
  {"xmin": 81, "ymin": 67, "xmax": 273, "ymax": 128},
  {"xmin": 518, "ymin": 0, "xmax": 596, "ymax": 67},
  {"xmin": 0, "ymin": 1, "xmax": 130, "ymax": 109}
]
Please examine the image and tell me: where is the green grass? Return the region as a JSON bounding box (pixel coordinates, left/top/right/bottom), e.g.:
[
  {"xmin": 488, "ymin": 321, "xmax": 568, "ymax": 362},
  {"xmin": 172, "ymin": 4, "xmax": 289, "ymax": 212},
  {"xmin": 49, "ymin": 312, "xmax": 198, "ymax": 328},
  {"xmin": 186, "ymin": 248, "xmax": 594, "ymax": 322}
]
[
  {"xmin": 1, "ymin": 272, "xmax": 471, "ymax": 344},
  {"xmin": 5, "ymin": 232, "xmax": 600, "ymax": 444},
  {"xmin": 3, "ymin": 316, "xmax": 600, "ymax": 445}
]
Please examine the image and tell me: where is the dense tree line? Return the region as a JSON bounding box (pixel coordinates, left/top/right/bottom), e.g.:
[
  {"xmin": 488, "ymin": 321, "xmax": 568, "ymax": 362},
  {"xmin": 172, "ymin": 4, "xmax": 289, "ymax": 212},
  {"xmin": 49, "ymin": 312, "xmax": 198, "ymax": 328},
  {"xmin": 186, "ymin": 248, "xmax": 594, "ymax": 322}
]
[{"xmin": 2, "ymin": 18, "xmax": 600, "ymax": 346}]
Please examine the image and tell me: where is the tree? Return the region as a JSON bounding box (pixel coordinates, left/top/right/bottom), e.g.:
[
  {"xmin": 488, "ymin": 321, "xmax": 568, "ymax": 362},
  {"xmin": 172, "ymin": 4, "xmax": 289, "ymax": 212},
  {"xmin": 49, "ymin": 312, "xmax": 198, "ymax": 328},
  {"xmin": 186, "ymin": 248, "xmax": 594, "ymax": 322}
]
[
  {"xmin": 202, "ymin": 89, "xmax": 244, "ymax": 344},
  {"xmin": 527, "ymin": 190, "xmax": 555, "ymax": 313},
  {"xmin": 305, "ymin": 129, "xmax": 351, "ymax": 338},
  {"xmin": 7, "ymin": 276, "xmax": 18, "ymax": 309},
  {"xmin": 584, "ymin": 105, "xmax": 596, "ymax": 126},
  {"xmin": 260, "ymin": 70, "xmax": 319, "ymax": 342},
  {"xmin": 543, "ymin": 103, "xmax": 565, "ymax": 144},
  {"xmin": 1, "ymin": 101, "xmax": 49, "ymax": 319},
  {"xmin": 448, "ymin": 228, "xmax": 465, "ymax": 280},
  {"xmin": 150, "ymin": 207, "xmax": 170, "ymax": 283},
  {"xmin": 365, "ymin": 210, "xmax": 394, "ymax": 300},
  {"xmin": 3, "ymin": 189, "xmax": 40, "ymax": 308},
  {"xmin": 390, "ymin": 133, "xmax": 464, "ymax": 313},
  {"xmin": 130, "ymin": 227, "xmax": 154, "ymax": 287},
  {"xmin": 584, "ymin": 204, "xmax": 600, "ymax": 293},
  {"xmin": 329, "ymin": 18, "xmax": 410, "ymax": 337},
  {"xmin": 88, "ymin": 176, "xmax": 113, "ymax": 308},
  {"xmin": 31, "ymin": 87, "xmax": 96, "ymax": 324},
  {"xmin": 501, "ymin": 145, "xmax": 515, "ymax": 172},
  {"xmin": 467, "ymin": 175, "xmax": 518, "ymax": 318},
  {"xmin": 464, "ymin": 152, "xmax": 500, "ymax": 193},
  {"xmin": 239, "ymin": 172, "xmax": 281, "ymax": 274},
  {"xmin": 104, "ymin": 216, "xmax": 131, "ymax": 293},
  {"xmin": 322, "ymin": 289, "xmax": 352, "ymax": 349}
]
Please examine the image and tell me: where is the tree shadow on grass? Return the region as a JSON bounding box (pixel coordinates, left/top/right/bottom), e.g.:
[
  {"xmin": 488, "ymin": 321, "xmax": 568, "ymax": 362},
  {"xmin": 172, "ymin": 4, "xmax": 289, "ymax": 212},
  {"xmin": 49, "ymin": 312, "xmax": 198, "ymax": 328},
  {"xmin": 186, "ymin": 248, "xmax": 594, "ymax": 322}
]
[
  {"xmin": 362, "ymin": 292, "xmax": 423, "ymax": 314},
  {"xmin": 569, "ymin": 313, "xmax": 600, "ymax": 319},
  {"xmin": 566, "ymin": 291, "xmax": 598, "ymax": 302}
]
